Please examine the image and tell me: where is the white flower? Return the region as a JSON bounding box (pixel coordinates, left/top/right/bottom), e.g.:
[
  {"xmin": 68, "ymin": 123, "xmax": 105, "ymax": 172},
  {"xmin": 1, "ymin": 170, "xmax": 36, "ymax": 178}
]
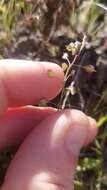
[
  {"xmin": 62, "ymin": 52, "xmax": 68, "ymax": 60},
  {"xmin": 75, "ymin": 41, "xmax": 81, "ymax": 48},
  {"xmin": 69, "ymin": 81, "xmax": 76, "ymax": 95}
]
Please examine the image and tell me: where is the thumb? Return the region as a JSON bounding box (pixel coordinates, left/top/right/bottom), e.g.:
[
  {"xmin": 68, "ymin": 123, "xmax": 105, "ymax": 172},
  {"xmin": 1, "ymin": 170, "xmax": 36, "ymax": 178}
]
[{"xmin": 1, "ymin": 109, "xmax": 97, "ymax": 190}]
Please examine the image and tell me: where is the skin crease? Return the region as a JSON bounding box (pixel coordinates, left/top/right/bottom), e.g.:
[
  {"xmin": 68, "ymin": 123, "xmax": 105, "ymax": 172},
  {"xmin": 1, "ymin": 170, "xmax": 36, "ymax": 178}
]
[{"xmin": 0, "ymin": 59, "xmax": 97, "ymax": 190}]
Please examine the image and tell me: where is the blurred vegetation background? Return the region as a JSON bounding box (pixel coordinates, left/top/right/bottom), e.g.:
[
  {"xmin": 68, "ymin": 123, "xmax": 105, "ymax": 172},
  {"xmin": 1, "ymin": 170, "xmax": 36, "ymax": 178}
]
[{"xmin": 0, "ymin": 0, "xmax": 107, "ymax": 190}]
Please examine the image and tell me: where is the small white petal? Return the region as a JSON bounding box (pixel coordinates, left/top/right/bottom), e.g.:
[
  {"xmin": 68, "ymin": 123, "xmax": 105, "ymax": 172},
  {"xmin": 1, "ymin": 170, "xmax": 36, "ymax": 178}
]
[{"xmin": 62, "ymin": 52, "xmax": 68, "ymax": 60}]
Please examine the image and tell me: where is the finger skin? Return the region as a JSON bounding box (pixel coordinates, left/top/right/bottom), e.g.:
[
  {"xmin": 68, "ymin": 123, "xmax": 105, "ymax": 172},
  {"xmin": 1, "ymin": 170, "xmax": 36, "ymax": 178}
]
[
  {"xmin": 84, "ymin": 117, "xmax": 98, "ymax": 145},
  {"xmin": 0, "ymin": 59, "xmax": 64, "ymax": 114},
  {"xmin": 1, "ymin": 109, "xmax": 97, "ymax": 190},
  {"xmin": 0, "ymin": 106, "xmax": 56, "ymax": 151}
]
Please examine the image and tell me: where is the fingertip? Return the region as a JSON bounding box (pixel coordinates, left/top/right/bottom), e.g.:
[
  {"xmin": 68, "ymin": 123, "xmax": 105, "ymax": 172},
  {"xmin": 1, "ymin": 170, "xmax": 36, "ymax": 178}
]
[
  {"xmin": 43, "ymin": 62, "xmax": 64, "ymax": 100},
  {"xmin": 84, "ymin": 116, "xmax": 98, "ymax": 145},
  {"xmin": 64, "ymin": 109, "xmax": 89, "ymax": 156},
  {"xmin": 0, "ymin": 60, "xmax": 64, "ymax": 106}
]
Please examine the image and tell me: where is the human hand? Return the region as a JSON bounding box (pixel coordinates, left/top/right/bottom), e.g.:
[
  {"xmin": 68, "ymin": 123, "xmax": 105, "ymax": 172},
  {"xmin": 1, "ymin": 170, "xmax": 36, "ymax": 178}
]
[{"xmin": 0, "ymin": 59, "xmax": 97, "ymax": 190}]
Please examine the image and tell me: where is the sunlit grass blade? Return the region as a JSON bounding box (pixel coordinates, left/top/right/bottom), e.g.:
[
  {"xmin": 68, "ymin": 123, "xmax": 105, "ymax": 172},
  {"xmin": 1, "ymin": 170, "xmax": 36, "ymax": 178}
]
[{"xmin": 97, "ymin": 115, "xmax": 107, "ymax": 128}]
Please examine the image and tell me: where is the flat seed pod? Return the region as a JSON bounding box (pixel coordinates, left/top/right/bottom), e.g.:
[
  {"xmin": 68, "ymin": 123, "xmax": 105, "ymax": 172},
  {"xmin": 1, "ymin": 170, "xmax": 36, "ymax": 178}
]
[
  {"xmin": 83, "ymin": 65, "xmax": 96, "ymax": 73},
  {"xmin": 62, "ymin": 63, "xmax": 68, "ymax": 71}
]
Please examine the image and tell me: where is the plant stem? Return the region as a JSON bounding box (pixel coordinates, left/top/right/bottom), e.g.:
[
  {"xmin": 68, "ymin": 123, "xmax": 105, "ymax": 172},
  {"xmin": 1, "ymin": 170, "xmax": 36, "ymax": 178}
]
[{"xmin": 59, "ymin": 34, "xmax": 87, "ymax": 109}]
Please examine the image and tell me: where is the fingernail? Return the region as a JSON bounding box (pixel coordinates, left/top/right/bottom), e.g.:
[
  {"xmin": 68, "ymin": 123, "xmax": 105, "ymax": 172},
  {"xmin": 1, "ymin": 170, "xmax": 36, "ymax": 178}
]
[{"xmin": 65, "ymin": 125, "xmax": 88, "ymax": 156}]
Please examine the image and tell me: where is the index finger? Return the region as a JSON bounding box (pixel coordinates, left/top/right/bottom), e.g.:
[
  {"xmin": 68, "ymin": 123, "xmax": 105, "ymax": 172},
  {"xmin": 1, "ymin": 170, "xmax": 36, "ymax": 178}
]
[{"xmin": 0, "ymin": 59, "xmax": 64, "ymax": 115}]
